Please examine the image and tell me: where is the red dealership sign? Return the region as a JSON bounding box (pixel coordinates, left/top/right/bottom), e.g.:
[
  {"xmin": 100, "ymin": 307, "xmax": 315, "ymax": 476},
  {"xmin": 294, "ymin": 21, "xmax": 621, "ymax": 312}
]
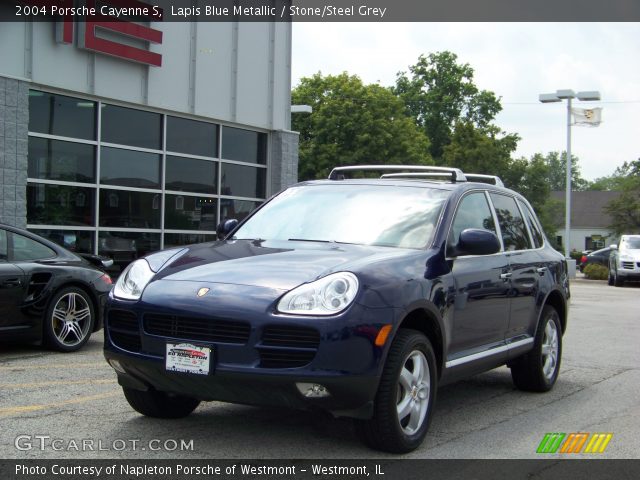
[{"xmin": 21, "ymin": 0, "xmax": 163, "ymax": 67}]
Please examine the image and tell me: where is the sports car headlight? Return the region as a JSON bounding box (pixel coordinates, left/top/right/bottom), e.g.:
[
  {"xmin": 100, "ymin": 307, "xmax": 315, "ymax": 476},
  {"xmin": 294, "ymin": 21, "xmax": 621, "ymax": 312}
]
[
  {"xmin": 277, "ymin": 272, "xmax": 359, "ymax": 316},
  {"xmin": 113, "ymin": 259, "xmax": 154, "ymax": 300}
]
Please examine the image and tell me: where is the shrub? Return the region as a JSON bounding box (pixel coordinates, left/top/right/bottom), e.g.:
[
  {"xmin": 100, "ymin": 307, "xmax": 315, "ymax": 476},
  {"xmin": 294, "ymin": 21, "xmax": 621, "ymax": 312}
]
[{"xmin": 583, "ymin": 264, "xmax": 609, "ymax": 280}]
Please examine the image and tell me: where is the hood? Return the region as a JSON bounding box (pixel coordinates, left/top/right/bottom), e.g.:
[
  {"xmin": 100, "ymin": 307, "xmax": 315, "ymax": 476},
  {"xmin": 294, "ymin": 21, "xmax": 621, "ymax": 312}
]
[{"xmin": 151, "ymin": 239, "xmax": 411, "ymax": 290}]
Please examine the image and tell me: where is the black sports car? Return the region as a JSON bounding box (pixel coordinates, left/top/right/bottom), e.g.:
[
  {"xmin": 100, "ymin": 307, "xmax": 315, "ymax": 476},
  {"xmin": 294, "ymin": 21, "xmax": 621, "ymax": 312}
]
[{"xmin": 0, "ymin": 224, "xmax": 113, "ymax": 352}]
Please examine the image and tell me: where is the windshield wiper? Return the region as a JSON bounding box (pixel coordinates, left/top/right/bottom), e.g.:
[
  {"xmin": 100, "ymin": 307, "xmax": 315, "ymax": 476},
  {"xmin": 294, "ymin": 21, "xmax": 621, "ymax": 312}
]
[{"xmin": 288, "ymin": 238, "xmax": 331, "ymax": 243}]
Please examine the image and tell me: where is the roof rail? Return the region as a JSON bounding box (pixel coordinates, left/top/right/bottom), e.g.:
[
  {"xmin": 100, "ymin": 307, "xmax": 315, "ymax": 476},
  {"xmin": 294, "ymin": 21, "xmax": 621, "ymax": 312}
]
[
  {"xmin": 328, "ymin": 165, "xmax": 467, "ymax": 183},
  {"xmin": 464, "ymin": 174, "xmax": 504, "ymax": 187}
]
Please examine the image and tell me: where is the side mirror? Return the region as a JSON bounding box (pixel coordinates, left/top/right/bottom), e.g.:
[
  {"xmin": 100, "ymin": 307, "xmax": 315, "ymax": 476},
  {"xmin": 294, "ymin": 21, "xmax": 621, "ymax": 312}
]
[
  {"xmin": 216, "ymin": 219, "xmax": 239, "ymax": 240},
  {"xmin": 456, "ymin": 229, "xmax": 501, "ymax": 256},
  {"xmin": 610, "ymin": 244, "xmax": 618, "ymax": 250}
]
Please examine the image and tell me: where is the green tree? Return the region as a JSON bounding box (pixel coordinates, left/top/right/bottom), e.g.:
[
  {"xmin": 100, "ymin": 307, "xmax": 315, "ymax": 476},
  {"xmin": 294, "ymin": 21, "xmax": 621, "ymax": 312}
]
[
  {"xmin": 441, "ymin": 121, "xmax": 519, "ymax": 181},
  {"xmin": 604, "ymin": 159, "xmax": 640, "ymax": 235},
  {"xmin": 394, "ymin": 51, "xmax": 502, "ymax": 162},
  {"xmin": 588, "ymin": 159, "xmax": 640, "ymax": 191},
  {"xmin": 292, "ymin": 73, "xmax": 432, "ymax": 180},
  {"xmin": 543, "ymin": 151, "xmax": 589, "ymax": 191}
]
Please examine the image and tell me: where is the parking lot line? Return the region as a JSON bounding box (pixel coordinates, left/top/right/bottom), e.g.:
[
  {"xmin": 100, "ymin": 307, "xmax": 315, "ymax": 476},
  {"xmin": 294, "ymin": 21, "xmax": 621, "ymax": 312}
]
[
  {"xmin": 0, "ymin": 362, "xmax": 106, "ymax": 371},
  {"xmin": 0, "ymin": 391, "xmax": 121, "ymax": 417},
  {"xmin": 0, "ymin": 379, "xmax": 116, "ymax": 389}
]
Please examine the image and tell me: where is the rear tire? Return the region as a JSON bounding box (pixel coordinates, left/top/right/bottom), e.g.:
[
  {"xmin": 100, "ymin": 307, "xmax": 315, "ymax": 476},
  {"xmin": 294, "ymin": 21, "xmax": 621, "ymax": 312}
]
[
  {"xmin": 44, "ymin": 287, "xmax": 95, "ymax": 352},
  {"xmin": 355, "ymin": 329, "xmax": 437, "ymax": 453},
  {"xmin": 510, "ymin": 305, "xmax": 562, "ymax": 392},
  {"xmin": 123, "ymin": 387, "xmax": 200, "ymax": 418}
]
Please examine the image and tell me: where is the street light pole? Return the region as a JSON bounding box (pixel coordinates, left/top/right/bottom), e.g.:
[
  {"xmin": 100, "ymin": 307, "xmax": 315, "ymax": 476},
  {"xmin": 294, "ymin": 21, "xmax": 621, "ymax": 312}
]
[
  {"xmin": 539, "ymin": 89, "xmax": 601, "ymax": 259},
  {"xmin": 565, "ymin": 96, "xmax": 572, "ymax": 259}
]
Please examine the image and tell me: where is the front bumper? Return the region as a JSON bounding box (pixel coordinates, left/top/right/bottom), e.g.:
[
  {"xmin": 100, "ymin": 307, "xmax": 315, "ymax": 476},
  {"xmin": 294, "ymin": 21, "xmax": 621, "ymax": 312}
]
[{"xmin": 103, "ymin": 280, "xmax": 397, "ymax": 419}]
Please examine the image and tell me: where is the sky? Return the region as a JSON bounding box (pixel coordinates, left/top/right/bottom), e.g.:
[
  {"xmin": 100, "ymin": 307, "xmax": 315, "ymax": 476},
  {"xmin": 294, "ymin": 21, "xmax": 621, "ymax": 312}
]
[{"xmin": 291, "ymin": 23, "xmax": 640, "ymax": 181}]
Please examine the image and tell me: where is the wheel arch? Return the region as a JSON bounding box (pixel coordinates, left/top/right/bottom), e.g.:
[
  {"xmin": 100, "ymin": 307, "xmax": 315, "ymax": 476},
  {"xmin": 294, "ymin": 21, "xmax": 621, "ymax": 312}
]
[
  {"xmin": 395, "ymin": 304, "xmax": 445, "ymax": 379},
  {"xmin": 541, "ymin": 289, "xmax": 567, "ymax": 334}
]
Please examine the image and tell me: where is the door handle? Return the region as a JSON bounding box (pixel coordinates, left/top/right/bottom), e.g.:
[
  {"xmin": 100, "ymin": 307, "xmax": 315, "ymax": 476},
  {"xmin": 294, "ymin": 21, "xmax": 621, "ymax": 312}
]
[
  {"xmin": 1, "ymin": 278, "xmax": 22, "ymax": 288},
  {"xmin": 500, "ymin": 272, "xmax": 512, "ymax": 281},
  {"xmin": 536, "ymin": 267, "xmax": 548, "ymax": 275}
]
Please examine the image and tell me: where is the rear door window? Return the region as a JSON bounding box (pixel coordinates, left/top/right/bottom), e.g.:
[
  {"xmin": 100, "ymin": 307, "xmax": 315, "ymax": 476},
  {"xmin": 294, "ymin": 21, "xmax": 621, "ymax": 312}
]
[{"xmin": 489, "ymin": 193, "xmax": 532, "ymax": 251}]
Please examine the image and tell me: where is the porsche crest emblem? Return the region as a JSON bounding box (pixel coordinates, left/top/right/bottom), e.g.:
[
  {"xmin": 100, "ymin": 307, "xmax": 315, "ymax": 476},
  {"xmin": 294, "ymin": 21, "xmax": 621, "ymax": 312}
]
[{"xmin": 197, "ymin": 288, "xmax": 210, "ymax": 297}]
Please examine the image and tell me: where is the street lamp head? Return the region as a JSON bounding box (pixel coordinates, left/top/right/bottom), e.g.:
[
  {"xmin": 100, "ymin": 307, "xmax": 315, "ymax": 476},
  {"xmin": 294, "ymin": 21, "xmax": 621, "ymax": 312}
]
[
  {"xmin": 576, "ymin": 91, "xmax": 601, "ymax": 101},
  {"xmin": 539, "ymin": 93, "xmax": 561, "ymax": 103},
  {"xmin": 555, "ymin": 89, "xmax": 576, "ymax": 99},
  {"xmin": 291, "ymin": 105, "xmax": 313, "ymax": 114}
]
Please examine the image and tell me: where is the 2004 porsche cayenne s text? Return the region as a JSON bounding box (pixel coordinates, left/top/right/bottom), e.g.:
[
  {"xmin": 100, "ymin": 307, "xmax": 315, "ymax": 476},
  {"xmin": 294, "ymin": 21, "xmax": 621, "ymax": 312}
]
[{"xmin": 104, "ymin": 165, "xmax": 569, "ymax": 453}]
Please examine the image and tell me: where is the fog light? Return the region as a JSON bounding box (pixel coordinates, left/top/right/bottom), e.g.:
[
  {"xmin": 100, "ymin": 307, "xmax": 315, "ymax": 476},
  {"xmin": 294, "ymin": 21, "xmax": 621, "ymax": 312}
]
[
  {"xmin": 108, "ymin": 359, "xmax": 126, "ymax": 374},
  {"xmin": 296, "ymin": 383, "xmax": 331, "ymax": 398}
]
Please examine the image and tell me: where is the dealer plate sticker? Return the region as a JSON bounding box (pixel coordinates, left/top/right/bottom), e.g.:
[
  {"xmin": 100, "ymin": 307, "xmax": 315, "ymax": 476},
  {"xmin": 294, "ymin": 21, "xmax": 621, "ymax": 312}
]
[{"xmin": 166, "ymin": 343, "xmax": 211, "ymax": 375}]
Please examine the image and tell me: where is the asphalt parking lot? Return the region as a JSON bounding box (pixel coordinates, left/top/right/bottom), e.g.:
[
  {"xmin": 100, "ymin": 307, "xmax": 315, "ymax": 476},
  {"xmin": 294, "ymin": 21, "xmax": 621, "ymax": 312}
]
[{"xmin": 1, "ymin": 278, "xmax": 638, "ymax": 459}]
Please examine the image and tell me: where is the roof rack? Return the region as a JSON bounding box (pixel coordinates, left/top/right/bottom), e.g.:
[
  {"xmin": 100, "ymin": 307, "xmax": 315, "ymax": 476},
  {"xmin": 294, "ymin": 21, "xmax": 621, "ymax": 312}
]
[
  {"xmin": 328, "ymin": 165, "xmax": 466, "ymax": 183},
  {"xmin": 328, "ymin": 165, "xmax": 504, "ymax": 187},
  {"xmin": 460, "ymin": 174, "xmax": 504, "ymax": 187}
]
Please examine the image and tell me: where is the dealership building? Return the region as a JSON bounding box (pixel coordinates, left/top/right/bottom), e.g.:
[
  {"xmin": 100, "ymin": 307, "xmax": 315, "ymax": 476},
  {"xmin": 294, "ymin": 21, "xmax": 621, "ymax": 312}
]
[{"xmin": 0, "ymin": 17, "xmax": 297, "ymax": 270}]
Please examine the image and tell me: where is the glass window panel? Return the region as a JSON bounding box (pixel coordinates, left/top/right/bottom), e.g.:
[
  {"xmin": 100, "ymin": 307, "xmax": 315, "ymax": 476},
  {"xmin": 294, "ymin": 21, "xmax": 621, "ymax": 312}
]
[
  {"xmin": 99, "ymin": 189, "xmax": 161, "ymax": 229},
  {"xmin": 28, "ymin": 90, "xmax": 96, "ymax": 140},
  {"xmin": 220, "ymin": 199, "xmax": 262, "ymax": 223},
  {"xmin": 28, "ymin": 137, "xmax": 95, "ymax": 183},
  {"xmin": 165, "ymin": 195, "xmax": 217, "ymax": 231},
  {"xmin": 29, "ymin": 229, "xmax": 94, "ymax": 254},
  {"xmin": 221, "ymin": 164, "xmax": 266, "ymax": 199},
  {"xmin": 101, "ymin": 104, "xmax": 161, "ymax": 150},
  {"xmin": 489, "ymin": 193, "xmax": 532, "ymax": 251},
  {"xmin": 27, "ymin": 184, "xmax": 95, "ymax": 226},
  {"xmin": 10, "ymin": 233, "xmax": 56, "ymax": 261},
  {"xmin": 0, "ymin": 230, "xmax": 8, "ymax": 260},
  {"xmin": 449, "ymin": 192, "xmax": 497, "ymax": 250},
  {"xmin": 164, "ymin": 233, "xmax": 216, "ymax": 248},
  {"xmin": 165, "ymin": 156, "xmax": 217, "ymax": 194},
  {"xmin": 521, "ymin": 203, "xmax": 545, "ymax": 248},
  {"xmin": 222, "ymin": 127, "xmax": 267, "ymax": 164},
  {"xmin": 166, "ymin": 116, "xmax": 218, "ymax": 157},
  {"xmin": 100, "ymin": 147, "xmax": 160, "ymax": 189},
  {"xmin": 99, "ymin": 231, "xmax": 160, "ymax": 274}
]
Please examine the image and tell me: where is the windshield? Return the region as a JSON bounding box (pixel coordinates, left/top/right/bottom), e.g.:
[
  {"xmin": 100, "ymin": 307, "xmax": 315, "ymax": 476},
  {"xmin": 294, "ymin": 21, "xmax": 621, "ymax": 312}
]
[
  {"xmin": 234, "ymin": 184, "xmax": 449, "ymax": 249},
  {"xmin": 621, "ymin": 237, "xmax": 640, "ymax": 250}
]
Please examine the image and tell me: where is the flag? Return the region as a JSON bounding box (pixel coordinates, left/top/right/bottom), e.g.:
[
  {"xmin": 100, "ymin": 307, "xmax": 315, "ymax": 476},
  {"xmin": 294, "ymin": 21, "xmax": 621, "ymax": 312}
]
[{"xmin": 571, "ymin": 107, "xmax": 602, "ymax": 127}]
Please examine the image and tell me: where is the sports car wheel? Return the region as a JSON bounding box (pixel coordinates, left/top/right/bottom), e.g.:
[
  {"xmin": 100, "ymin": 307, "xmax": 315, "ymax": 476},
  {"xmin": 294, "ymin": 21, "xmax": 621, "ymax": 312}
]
[{"xmin": 44, "ymin": 287, "xmax": 95, "ymax": 352}]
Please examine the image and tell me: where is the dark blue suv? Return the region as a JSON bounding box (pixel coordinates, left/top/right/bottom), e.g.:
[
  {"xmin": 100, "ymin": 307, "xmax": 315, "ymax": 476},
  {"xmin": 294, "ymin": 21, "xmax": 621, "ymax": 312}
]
[{"xmin": 104, "ymin": 165, "xmax": 569, "ymax": 453}]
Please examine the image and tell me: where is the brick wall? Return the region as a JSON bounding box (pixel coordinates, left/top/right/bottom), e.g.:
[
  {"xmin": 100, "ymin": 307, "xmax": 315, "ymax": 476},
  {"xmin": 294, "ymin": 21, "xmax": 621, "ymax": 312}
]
[{"xmin": 0, "ymin": 77, "xmax": 29, "ymax": 228}]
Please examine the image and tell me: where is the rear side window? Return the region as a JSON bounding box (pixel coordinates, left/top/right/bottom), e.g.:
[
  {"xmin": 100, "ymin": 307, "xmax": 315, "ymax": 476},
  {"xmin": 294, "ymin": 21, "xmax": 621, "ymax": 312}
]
[
  {"xmin": 449, "ymin": 192, "xmax": 497, "ymax": 249},
  {"xmin": 11, "ymin": 233, "xmax": 56, "ymax": 261},
  {"xmin": 520, "ymin": 202, "xmax": 544, "ymax": 248},
  {"xmin": 489, "ymin": 193, "xmax": 532, "ymax": 251}
]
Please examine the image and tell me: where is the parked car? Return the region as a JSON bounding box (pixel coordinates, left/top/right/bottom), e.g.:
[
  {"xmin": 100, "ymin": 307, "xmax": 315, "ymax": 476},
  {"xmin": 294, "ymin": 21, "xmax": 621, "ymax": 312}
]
[
  {"xmin": 0, "ymin": 224, "xmax": 113, "ymax": 352},
  {"xmin": 104, "ymin": 165, "xmax": 569, "ymax": 453},
  {"xmin": 609, "ymin": 235, "xmax": 640, "ymax": 286},
  {"xmin": 579, "ymin": 247, "xmax": 614, "ymax": 272}
]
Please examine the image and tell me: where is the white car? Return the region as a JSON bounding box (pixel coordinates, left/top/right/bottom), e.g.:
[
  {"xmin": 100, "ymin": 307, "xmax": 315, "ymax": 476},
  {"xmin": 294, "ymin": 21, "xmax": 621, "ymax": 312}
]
[{"xmin": 609, "ymin": 235, "xmax": 640, "ymax": 286}]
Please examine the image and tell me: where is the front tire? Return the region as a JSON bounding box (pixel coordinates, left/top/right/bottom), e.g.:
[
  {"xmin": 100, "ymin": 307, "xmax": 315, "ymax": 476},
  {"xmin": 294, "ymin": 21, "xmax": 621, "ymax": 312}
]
[
  {"xmin": 510, "ymin": 305, "xmax": 562, "ymax": 392},
  {"xmin": 355, "ymin": 329, "xmax": 437, "ymax": 453},
  {"xmin": 613, "ymin": 266, "xmax": 625, "ymax": 287},
  {"xmin": 44, "ymin": 287, "xmax": 95, "ymax": 352},
  {"xmin": 123, "ymin": 387, "xmax": 201, "ymax": 418}
]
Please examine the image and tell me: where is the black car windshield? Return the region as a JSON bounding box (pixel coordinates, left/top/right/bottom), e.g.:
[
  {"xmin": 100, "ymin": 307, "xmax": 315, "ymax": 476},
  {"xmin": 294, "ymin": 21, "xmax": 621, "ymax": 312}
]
[{"xmin": 234, "ymin": 184, "xmax": 449, "ymax": 249}]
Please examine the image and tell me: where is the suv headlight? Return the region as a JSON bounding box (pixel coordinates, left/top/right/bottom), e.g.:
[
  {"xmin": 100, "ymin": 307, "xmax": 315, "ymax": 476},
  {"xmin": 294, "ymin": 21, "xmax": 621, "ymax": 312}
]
[
  {"xmin": 113, "ymin": 259, "xmax": 154, "ymax": 300},
  {"xmin": 277, "ymin": 272, "xmax": 359, "ymax": 316}
]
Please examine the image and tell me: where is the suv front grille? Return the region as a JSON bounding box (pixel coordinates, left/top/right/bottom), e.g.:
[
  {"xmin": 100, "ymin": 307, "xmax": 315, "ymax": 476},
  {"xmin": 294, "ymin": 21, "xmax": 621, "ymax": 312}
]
[
  {"xmin": 143, "ymin": 314, "xmax": 251, "ymax": 344},
  {"xmin": 621, "ymin": 261, "xmax": 635, "ymax": 269},
  {"xmin": 258, "ymin": 325, "xmax": 321, "ymax": 368},
  {"xmin": 107, "ymin": 310, "xmax": 141, "ymax": 353}
]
